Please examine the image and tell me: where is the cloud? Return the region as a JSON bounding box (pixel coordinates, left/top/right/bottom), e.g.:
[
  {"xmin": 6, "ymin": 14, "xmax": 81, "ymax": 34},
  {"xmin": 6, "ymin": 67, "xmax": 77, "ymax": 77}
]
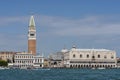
[
  {"xmin": 0, "ymin": 16, "xmax": 29, "ymax": 26},
  {"xmin": 0, "ymin": 15, "xmax": 120, "ymax": 56},
  {"xmin": 0, "ymin": 34, "xmax": 27, "ymax": 51},
  {"xmin": 0, "ymin": 15, "xmax": 120, "ymax": 37},
  {"xmin": 34, "ymin": 15, "xmax": 120, "ymax": 37}
]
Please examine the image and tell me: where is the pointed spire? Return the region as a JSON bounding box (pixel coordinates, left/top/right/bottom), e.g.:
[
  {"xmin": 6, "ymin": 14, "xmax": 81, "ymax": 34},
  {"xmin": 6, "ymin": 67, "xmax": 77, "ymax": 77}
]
[
  {"xmin": 29, "ymin": 16, "xmax": 35, "ymax": 27},
  {"xmin": 72, "ymin": 44, "xmax": 76, "ymax": 49}
]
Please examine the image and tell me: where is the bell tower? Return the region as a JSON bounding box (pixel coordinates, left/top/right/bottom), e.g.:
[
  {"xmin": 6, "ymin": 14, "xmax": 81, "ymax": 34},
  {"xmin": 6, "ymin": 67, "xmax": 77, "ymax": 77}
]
[{"xmin": 28, "ymin": 16, "xmax": 36, "ymax": 55}]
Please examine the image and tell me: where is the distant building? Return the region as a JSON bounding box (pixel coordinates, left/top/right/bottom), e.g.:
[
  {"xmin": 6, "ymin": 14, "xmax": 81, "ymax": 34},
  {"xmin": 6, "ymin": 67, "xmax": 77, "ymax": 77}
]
[
  {"xmin": 48, "ymin": 52, "xmax": 64, "ymax": 68},
  {"xmin": 44, "ymin": 59, "xmax": 49, "ymax": 68},
  {"xmin": 14, "ymin": 52, "xmax": 34, "ymax": 68},
  {"xmin": 14, "ymin": 52, "xmax": 44, "ymax": 68},
  {"xmin": 28, "ymin": 16, "xmax": 36, "ymax": 55},
  {"xmin": 64, "ymin": 46, "xmax": 117, "ymax": 68},
  {"xmin": 34, "ymin": 56, "xmax": 44, "ymax": 68},
  {"xmin": 0, "ymin": 51, "xmax": 17, "ymax": 62},
  {"xmin": 48, "ymin": 45, "xmax": 117, "ymax": 68},
  {"xmin": 48, "ymin": 48, "xmax": 69, "ymax": 68},
  {"xmin": 13, "ymin": 16, "xmax": 44, "ymax": 69},
  {"xmin": 116, "ymin": 57, "xmax": 120, "ymax": 68}
]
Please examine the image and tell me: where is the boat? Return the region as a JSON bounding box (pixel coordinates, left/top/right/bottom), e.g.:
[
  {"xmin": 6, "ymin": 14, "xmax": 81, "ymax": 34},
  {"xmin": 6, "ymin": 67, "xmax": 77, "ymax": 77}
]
[
  {"xmin": 91, "ymin": 67, "xmax": 96, "ymax": 69},
  {"xmin": 97, "ymin": 67, "xmax": 106, "ymax": 69},
  {"xmin": 0, "ymin": 67, "xmax": 5, "ymax": 70},
  {"xmin": 91, "ymin": 67, "xmax": 106, "ymax": 70},
  {"xmin": 32, "ymin": 68, "xmax": 51, "ymax": 70}
]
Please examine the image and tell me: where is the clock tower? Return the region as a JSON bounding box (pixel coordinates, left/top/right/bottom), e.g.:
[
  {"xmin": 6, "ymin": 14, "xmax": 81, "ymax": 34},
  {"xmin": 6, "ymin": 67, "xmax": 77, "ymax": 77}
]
[{"xmin": 28, "ymin": 16, "xmax": 36, "ymax": 55}]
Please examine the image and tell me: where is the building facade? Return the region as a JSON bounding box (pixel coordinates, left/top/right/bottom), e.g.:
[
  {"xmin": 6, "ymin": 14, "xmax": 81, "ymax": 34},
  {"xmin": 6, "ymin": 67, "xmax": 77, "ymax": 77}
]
[
  {"xmin": 64, "ymin": 46, "xmax": 117, "ymax": 68},
  {"xmin": 48, "ymin": 52, "xmax": 64, "ymax": 68},
  {"xmin": 116, "ymin": 57, "xmax": 120, "ymax": 68},
  {"xmin": 14, "ymin": 52, "xmax": 44, "ymax": 68},
  {"xmin": 28, "ymin": 16, "xmax": 36, "ymax": 55},
  {"xmin": 34, "ymin": 56, "xmax": 44, "ymax": 68},
  {"xmin": 0, "ymin": 51, "xmax": 17, "ymax": 62}
]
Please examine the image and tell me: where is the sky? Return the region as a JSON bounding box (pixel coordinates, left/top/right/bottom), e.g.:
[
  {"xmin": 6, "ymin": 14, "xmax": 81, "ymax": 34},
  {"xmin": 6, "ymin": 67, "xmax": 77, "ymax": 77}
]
[{"xmin": 0, "ymin": 0, "xmax": 120, "ymax": 57}]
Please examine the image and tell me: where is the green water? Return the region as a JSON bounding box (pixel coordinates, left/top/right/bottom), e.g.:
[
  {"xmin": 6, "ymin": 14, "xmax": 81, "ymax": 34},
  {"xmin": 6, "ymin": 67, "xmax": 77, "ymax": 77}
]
[{"xmin": 0, "ymin": 69, "xmax": 120, "ymax": 80}]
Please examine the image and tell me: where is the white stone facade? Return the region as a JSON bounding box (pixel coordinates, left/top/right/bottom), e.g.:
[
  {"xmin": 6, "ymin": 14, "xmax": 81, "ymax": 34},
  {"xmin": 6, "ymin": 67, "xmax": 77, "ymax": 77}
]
[
  {"xmin": 14, "ymin": 52, "xmax": 44, "ymax": 68},
  {"xmin": 34, "ymin": 56, "xmax": 44, "ymax": 68},
  {"xmin": 64, "ymin": 47, "xmax": 117, "ymax": 68}
]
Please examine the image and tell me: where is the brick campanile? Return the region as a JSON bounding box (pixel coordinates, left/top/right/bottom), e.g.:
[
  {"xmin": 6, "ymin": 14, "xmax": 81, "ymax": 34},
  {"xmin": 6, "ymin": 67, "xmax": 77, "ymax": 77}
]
[{"xmin": 28, "ymin": 16, "xmax": 36, "ymax": 55}]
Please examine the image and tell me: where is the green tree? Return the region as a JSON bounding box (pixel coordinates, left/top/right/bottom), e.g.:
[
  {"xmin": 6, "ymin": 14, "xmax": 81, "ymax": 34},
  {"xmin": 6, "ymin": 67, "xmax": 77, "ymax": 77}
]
[{"xmin": 0, "ymin": 60, "xmax": 8, "ymax": 67}]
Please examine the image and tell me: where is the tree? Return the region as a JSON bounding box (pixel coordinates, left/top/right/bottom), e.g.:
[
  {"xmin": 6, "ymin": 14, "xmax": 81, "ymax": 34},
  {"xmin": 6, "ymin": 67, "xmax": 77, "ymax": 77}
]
[{"xmin": 0, "ymin": 60, "xmax": 8, "ymax": 67}]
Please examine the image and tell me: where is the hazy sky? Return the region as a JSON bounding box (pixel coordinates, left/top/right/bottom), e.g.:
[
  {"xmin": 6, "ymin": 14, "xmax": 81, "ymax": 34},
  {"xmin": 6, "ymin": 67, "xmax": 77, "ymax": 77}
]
[{"xmin": 0, "ymin": 0, "xmax": 120, "ymax": 57}]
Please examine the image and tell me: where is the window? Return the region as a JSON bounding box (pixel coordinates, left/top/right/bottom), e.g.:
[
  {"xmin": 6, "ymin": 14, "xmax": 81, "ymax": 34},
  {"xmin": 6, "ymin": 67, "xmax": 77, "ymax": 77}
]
[
  {"xmin": 80, "ymin": 54, "xmax": 82, "ymax": 58},
  {"xmin": 40, "ymin": 59, "xmax": 42, "ymax": 62},
  {"xmin": 87, "ymin": 54, "xmax": 89, "ymax": 58},
  {"xmin": 104, "ymin": 55, "xmax": 107, "ymax": 59},
  {"xmin": 98, "ymin": 55, "xmax": 100, "ymax": 58},
  {"xmin": 111, "ymin": 56, "xmax": 114, "ymax": 59},
  {"xmin": 92, "ymin": 56, "xmax": 95, "ymax": 59},
  {"xmin": 73, "ymin": 54, "xmax": 75, "ymax": 58},
  {"xmin": 30, "ymin": 34, "xmax": 34, "ymax": 36}
]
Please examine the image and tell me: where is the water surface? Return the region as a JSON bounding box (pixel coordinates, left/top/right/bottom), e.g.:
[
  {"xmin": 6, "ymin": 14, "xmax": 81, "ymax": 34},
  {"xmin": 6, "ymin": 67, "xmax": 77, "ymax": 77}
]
[{"xmin": 0, "ymin": 69, "xmax": 120, "ymax": 80}]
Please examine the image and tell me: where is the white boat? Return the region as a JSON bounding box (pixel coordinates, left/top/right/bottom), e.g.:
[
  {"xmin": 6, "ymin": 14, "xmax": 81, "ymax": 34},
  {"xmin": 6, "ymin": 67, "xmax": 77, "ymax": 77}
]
[
  {"xmin": 0, "ymin": 67, "xmax": 5, "ymax": 70},
  {"xmin": 91, "ymin": 67, "xmax": 96, "ymax": 69},
  {"xmin": 91, "ymin": 67, "xmax": 106, "ymax": 70},
  {"xmin": 32, "ymin": 68, "xmax": 51, "ymax": 70},
  {"xmin": 97, "ymin": 67, "xmax": 106, "ymax": 69}
]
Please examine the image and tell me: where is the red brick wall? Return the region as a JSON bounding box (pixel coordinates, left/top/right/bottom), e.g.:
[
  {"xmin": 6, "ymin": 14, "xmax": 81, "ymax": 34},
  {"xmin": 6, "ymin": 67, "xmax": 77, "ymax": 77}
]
[{"xmin": 28, "ymin": 40, "xmax": 36, "ymax": 55}]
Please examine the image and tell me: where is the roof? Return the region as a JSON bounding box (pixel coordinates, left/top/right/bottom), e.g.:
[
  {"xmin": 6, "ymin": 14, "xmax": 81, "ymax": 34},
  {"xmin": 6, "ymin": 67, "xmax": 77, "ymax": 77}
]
[
  {"xmin": 71, "ymin": 48, "xmax": 112, "ymax": 52},
  {"xmin": 29, "ymin": 16, "xmax": 35, "ymax": 27},
  {"xmin": 0, "ymin": 51, "xmax": 17, "ymax": 54}
]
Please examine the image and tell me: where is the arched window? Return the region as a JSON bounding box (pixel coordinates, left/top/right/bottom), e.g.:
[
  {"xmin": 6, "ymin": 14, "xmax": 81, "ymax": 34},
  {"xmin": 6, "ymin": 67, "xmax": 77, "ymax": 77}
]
[
  {"xmin": 80, "ymin": 54, "xmax": 82, "ymax": 58},
  {"xmin": 92, "ymin": 56, "xmax": 95, "ymax": 59},
  {"xmin": 111, "ymin": 56, "xmax": 114, "ymax": 59},
  {"xmin": 73, "ymin": 54, "xmax": 75, "ymax": 58},
  {"xmin": 98, "ymin": 55, "xmax": 100, "ymax": 58},
  {"xmin": 87, "ymin": 54, "xmax": 89, "ymax": 58},
  {"xmin": 104, "ymin": 55, "xmax": 107, "ymax": 59}
]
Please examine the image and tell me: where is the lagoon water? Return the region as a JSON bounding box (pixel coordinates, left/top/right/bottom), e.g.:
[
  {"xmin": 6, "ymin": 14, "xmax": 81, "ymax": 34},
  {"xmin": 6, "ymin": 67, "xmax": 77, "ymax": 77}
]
[{"xmin": 0, "ymin": 69, "xmax": 120, "ymax": 80}]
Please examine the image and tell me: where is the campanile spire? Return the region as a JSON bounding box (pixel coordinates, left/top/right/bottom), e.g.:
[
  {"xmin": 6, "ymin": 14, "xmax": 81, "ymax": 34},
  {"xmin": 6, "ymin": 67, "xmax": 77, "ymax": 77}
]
[{"xmin": 29, "ymin": 16, "xmax": 35, "ymax": 27}]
